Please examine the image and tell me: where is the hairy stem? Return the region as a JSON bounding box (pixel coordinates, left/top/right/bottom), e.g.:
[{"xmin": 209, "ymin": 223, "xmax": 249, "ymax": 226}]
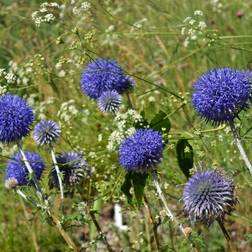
[
  {"xmin": 229, "ymin": 121, "xmax": 252, "ymax": 175},
  {"xmin": 51, "ymin": 148, "xmax": 64, "ymax": 200},
  {"xmin": 152, "ymin": 171, "xmax": 186, "ymax": 236},
  {"xmin": 89, "ymin": 210, "xmax": 115, "ymax": 252}
]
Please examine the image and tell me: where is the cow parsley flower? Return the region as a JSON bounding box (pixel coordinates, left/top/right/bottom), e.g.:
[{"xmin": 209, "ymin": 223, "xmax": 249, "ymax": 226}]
[
  {"xmin": 33, "ymin": 120, "xmax": 60, "ymax": 146},
  {"xmin": 0, "ymin": 94, "xmax": 34, "ymax": 143},
  {"xmin": 192, "ymin": 68, "xmax": 251, "ymax": 125},
  {"xmin": 80, "ymin": 58, "xmax": 134, "ymax": 99},
  {"xmin": 183, "ymin": 170, "xmax": 236, "ymax": 225},
  {"xmin": 5, "ymin": 152, "xmax": 45, "ymax": 186},
  {"xmin": 98, "ymin": 90, "xmax": 122, "ymax": 113},
  {"xmin": 119, "ymin": 129, "xmax": 163, "ymax": 173},
  {"xmin": 49, "ymin": 152, "xmax": 89, "ymax": 187}
]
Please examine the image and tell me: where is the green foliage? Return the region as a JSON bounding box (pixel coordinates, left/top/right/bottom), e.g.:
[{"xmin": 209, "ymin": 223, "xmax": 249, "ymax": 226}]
[
  {"xmin": 0, "ymin": 0, "xmax": 252, "ymax": 251},
  {"xmin": 176, "ymin": 139, "xmax": 194, "ymax": 179},
  {"xmin": 121, "ymin": 172, "xmax": 148, "ymax": 207}
]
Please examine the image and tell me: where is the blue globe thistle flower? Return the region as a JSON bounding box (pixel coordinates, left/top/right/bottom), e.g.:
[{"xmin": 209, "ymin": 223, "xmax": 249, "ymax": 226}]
[
  {"xmin": 80, "ymin": 58, "xmax": 134, "ymax": 99},
  {"xmin": 119, "ymin": 129, "xmax": 163, "ymax": 173},
  {"xmin": 192, "ymin": 68, "xmax": 251, "ymax": 125},
  {"xmin": 0, "ymin": 94, "xmax": 34, "ymax": 143},
  {"xmin": 98, "ymin": 90, "xmax": 122, "ymax": 113},
  {"xmin": 33, "ymin": 120, "xmax": 61, "ymax": 146},
  {"xmin": 5, "ymin": 151, "xmax": 45, "ymax": 187},
  {"xmin": 49, "ymin": 152, "xmax": 90, "ymax": 188},
  {"xmin": 183, "ymin": 170, "xmax": 236, "ymax": 225}
]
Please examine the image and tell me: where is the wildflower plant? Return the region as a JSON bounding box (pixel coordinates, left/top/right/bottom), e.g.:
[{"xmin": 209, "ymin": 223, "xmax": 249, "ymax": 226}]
[
  {"xmin": 119, "ymin": 129, "xmax": 189, "ymax": 239},
  {"xmin": 80, "ymin": 58, "xmax": 134, "ymax": 99},
  {"xmin": 49, "ymin": 151, "xmax": 89, "ymax": 189},
  {"xmin": 0, "ymin": 94, "xmax": 34, "ymax": 143},
  {"xmin": 33, "ymin": 120, "xmax": 64, "ymax": 200},
  {"xmin": 5, "ymin": 151, "xmax": 45, "ymax": 187},
  {"xmin": 192, "ymin": 68, "xmax": 252, "ymax": 175},
  {"xmin": 97, "ymin": 90, "xmax": 122, "ymax": 114},
  {"xmin": 183, "ymin": 170, "xmax": 236, "ymax": 225}
]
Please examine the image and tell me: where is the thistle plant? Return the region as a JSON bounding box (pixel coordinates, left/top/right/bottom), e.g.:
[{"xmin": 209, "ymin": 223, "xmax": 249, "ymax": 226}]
[
  {"xmin": 49, "ymin": 151, "xmax": 89, "ymax": 189},
  {"xmin": 183, "ymin": 170, "xmax": 236, "ymax": 249},
  {"xmin": 33, "ymin": 120, "xmax": 64, "ymax": 200},
  {"xmin": 97, "ymin": 90, "xmax": 122, "ymax": 114},
  {"xmin": 0, "ymin": 93, "xmax": 79, "ymax": 251},
  {"xmin": 192, "ymin": 68, "xmax": 252, "ymax": 175},
  {"xmin": 80, "ymin": 58, "xmax": 134, "ymax": 100},
  {"xmin": 119, "ymin": 129, "xmax": 188, "ymax": 238},
  {"xmin": 183, "ymin": 170, "xmax": 236, "ymax": 225},
  {"xmin": 0, "ymin": 94, "xmax": 43, "ymax": 193}
]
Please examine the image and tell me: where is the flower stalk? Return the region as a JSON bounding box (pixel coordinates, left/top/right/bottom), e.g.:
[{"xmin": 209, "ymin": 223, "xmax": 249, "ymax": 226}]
[
  {"xmin": 51, "ymin": 148, "xmax": 64, "ymax": 200},
  {"xmin": 229, "ymin": 120, "xmax": 252, "ymax": 175}
]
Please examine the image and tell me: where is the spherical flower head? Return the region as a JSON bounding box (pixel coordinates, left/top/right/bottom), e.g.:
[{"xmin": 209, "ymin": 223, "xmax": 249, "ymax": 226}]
[
  {"xmin": 50, "ymin": 151, "xmax": 90, "ymax": 188},
  {"xmin": 119, "ymin": 129, "xmax": 163, "ymax": 173},
  {"xmin": 192, "ymin": 68, "xmax": 251, "ymax": 125},
  {"xmin": 33, "ymin": 120, "xmax": 61, "ymax": 146},
  {"xmin": 0, "ymin": 94, "xmax": 34, "ymax": 143},
  {"xmin": 183, "ymin": 170, "xmax": 236, "ymax": 225},
  {"xmin": 80, "ymin": 58, "xmax": 134, "ymax": 99},
  {"xmin": 98, "ymin": 90, "xmax": 122, "ymax": 113},
  {"xmin": 5, "ymin": 151, "xmax": 45, "ymax": 186}
]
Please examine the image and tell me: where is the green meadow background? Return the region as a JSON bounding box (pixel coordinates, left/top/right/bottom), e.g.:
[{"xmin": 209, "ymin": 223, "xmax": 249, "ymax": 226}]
[{"xmin": 1, "ymin": 0, "xmax": 252, "ymax": 251}]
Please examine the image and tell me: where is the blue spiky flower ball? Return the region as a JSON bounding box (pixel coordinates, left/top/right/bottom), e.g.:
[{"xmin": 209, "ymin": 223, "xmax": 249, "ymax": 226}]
[
  {"xmin": 0, "ymin": 94, "xmax": 34, "ymax": 143},
  {"xmin": 98, "ymin": 90, "xmax": 122, "ymax": 113},
  {"xmin": 5, "ymin": 151, "xmax": 45, "ymax": 188},
  {"xmin": 33, "ymin": 120, "xmax": 61, "ymax": 146},
  {"xmin": 192, "ymin": 68, "xmax": 251, "ymax": 125},
  {"xmin": 50, "ymin": 152, "xmax": 89, "ymax": 187},
  {"xmin": 80, "ymin": 58, "xmax": 134, "ymax": 99},
  {"xmin": 119, "ymin": 129, "xmax": 163, "ymax": 173},
  {"xmin": 183, "ymin": 170, "xmax": 236, "ymax": 225}
]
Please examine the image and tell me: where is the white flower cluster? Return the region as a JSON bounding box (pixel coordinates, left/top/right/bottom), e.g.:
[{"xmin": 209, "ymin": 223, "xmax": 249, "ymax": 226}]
[
  {"xmin": 101, "ymin": 25, "xmax": 119, "ymax": 46},
  {"xmin": 0, "ymin": 84, "xmax": 7, "ymax": 95},
  {"xmin": 0, "ymin": 68, "xmax": 16, "ymax": 84},
  {"xmin": 27, "ymin": 94, "xmax": 55, "ymax": 120},
  {"xmin": 130, "ymin": 18, "xmax": 148, "ymax": 32},
  {"xmin": 72, "ymin": 1, "xmax": 91, "ymax": 16},
  {"xmin": 181, "ymin": 10, "xmax": 207, "ymax": 47},
  {"xmin": 57, "ymin": 100, "xmax": 79, "ymax": 124},
  {"xmin": 210, "ymin": 0, "xmax": 223, "ymax": 13},
  {"xmin": 107, "ymin": 109, "xmax": 143, "ymax": 152},
  {"xmin": 31, "ymin": 2, "xmax": 64, "ymax": 27}
]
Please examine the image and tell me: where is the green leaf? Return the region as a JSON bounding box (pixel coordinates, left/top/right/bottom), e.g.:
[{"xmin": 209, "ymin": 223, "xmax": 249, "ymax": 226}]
[
  {"xmin": 150, "ymin": 110, "xmax": 171, "ymax": 133},
  {"xmin": 121, "ymin": 173, "xmax": 133, "ymax": 205},
  {"xmin": 176, "ymin": 139, "xmax": 193, "ymax": 179},
  {"xmin": 121, "ymin": 172, "xmax": 148, "ymax": 207},
  {"xmin": 132, "ymin": 173, "xmax": 148, "ymax": 207}
]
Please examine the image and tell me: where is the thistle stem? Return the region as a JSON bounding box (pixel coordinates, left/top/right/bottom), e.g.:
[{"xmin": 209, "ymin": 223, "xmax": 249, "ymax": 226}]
[
  {"xmin": 15, "ymin": 189, "xmax": 78, "ymax": 251},
  {"xmin": 144, "ymin": 195, "xmax": 160, "ymax": 251},
  {"xmin": 151, "ymin": 171, "xmax": 187, "ymax": 237},
  {"xmin": 89, "ymin": 210, "xmax": 115, "ymax": 252},
  {"xmin": 49, "ymin": 212, "xmax": 79, "ymax": 252},
  {"xmin": 16, "ymin": 188, "xmax": 28, "ymax": 201},
  {"xmin": 18, "ymin": 143, "xmax": 43, "ymax": 198},
  {"xmin": 229, "ymin": 121, "xmax": 252, "ymax": 175},
  {"xmin": 217, "ymin": 220, "xmax": 236, "ymax": 252},
  {"xmin": 51, "ymin": 148, "xmax": 64, "ymax": 200}
]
